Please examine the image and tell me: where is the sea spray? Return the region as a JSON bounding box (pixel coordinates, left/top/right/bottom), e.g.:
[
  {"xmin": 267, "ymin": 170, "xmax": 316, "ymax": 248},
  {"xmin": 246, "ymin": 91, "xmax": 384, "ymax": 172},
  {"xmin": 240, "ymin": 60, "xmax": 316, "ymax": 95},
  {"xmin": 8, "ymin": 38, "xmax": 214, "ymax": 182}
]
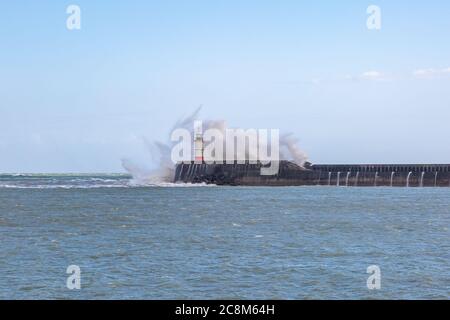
[
  {"xmin": 121, "ymin": 107, "xmax": 202, "ymax": 185},
  {"xmin": 122, "ymin": 107, "xmax": 309, "ymax": 184}
]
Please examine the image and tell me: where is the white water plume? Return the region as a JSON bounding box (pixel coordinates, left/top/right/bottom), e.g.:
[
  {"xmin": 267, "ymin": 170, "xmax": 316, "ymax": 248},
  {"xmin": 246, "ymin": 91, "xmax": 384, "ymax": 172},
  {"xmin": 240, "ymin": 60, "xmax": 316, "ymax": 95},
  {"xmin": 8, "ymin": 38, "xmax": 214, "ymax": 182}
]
[
  {"xmin": 122, "ymin": 107, "xmax": 309, "ymax": 184},
  {"xmin": 279, "ymin": 133, "xmax": 309, "ymax": 166}
]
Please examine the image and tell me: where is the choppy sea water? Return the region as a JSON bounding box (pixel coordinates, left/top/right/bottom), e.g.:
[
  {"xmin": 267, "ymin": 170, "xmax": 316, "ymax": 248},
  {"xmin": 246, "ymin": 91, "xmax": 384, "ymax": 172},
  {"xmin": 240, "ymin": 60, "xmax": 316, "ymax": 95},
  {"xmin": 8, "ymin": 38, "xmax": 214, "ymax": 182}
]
[{"xmin": 0, "ymin": 174, "xmax": 449, "ymax": 299}]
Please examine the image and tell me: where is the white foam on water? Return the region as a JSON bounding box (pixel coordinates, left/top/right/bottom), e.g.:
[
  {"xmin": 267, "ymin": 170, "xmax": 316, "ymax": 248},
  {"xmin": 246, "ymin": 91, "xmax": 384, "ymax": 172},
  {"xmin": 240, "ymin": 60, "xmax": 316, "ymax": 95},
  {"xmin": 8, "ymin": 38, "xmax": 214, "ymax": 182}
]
[
  {"xmin": 128, "ymin": 180, "xmax": 216, "ymax": 188},
  {"xmin": 0, "ymin": 184, "xmax": 128, "ymax": 189},
  {"xmin": 0, "ymin": 180, "xmax": 216, "ymax": 189}
]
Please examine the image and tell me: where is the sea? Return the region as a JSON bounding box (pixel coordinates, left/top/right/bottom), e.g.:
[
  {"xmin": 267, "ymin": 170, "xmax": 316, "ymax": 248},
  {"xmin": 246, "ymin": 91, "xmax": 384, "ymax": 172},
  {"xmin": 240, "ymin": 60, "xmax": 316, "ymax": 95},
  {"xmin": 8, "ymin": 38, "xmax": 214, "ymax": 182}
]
[{"xmin": 0, "ymin": 174, "xmax": 449, "ymax": 299}]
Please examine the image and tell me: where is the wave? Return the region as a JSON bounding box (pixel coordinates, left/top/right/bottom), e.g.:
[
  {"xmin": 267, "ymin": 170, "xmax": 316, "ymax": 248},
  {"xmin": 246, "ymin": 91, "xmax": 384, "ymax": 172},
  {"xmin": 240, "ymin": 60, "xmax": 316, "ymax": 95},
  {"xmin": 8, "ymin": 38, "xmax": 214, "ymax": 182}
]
[
  {"xmin": 0, "ymin": 181, "xmax": 216, "ymax": 189},
  {"xmin": 0, "ymin": 172, "xmax": 217, "ymax": 189},
  {"xmin": 127, "ymin": 182, "xmax": 216, "ymax": 188},
  {"xmin": 121, "ymin": 107, "xmax": 309, "ymax": 185},
  {"xmin": 0, "ymin": 184, "xmax": 128, "ymax": 189}
]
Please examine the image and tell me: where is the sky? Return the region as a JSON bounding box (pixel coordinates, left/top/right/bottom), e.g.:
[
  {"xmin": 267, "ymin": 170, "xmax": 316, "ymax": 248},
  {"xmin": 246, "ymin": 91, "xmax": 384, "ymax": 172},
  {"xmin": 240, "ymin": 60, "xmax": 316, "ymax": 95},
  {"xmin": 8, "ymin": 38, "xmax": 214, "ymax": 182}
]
[{"xmin": 1, "ymin": 0, "xmax": 450, "ymax": 172}]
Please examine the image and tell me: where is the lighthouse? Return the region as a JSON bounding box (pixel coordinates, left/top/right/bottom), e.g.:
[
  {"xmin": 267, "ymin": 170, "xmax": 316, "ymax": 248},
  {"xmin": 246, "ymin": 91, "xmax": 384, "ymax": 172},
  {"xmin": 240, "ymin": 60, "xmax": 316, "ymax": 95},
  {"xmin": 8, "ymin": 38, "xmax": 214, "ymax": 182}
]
[{"xmin": 194, "ymin": 120, "xmax": 204, "ymax": 163}]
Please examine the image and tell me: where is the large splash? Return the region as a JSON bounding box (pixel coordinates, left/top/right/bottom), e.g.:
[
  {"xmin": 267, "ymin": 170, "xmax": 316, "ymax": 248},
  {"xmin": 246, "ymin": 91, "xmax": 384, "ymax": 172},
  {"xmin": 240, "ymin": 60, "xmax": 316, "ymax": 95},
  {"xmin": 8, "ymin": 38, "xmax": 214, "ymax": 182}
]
[{"xmin": 121, "ymin": 108, "xmax": 309, "ymax": 185}]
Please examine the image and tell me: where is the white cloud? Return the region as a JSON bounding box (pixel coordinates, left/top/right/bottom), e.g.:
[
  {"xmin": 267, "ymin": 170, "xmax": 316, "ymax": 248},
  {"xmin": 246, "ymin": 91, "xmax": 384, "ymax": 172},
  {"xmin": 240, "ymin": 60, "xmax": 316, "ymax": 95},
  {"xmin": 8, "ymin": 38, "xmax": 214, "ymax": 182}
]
[
  {"xmin": 30, "ymin": 133, "xmax": 44, "ymax": 145},
  {"xmin": 412, "ymin": 67, "xmax": 450, "ymax": 79},
  {"xmin": 360, "ymin": 71, "xmax": 385, "ymax": 81},
  {"xmin": 413, "ymin": 68, "xmax": 437, "ymax": 77},
  {"xmin": 344, "ymin": 71, "xmax": 389, "ymax": 82},
  {"xmin": 316, "ymin": 67, "xmax": 450, "ymax": 84}
]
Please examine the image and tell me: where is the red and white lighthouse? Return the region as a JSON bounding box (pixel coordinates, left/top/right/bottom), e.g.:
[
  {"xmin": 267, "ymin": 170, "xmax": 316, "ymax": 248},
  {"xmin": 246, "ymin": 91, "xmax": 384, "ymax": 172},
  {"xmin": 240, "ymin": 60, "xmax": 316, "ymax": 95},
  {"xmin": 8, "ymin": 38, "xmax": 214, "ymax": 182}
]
[{"xmin": 194, "ymin": 120, "xmax": 204, "ymax": 162}]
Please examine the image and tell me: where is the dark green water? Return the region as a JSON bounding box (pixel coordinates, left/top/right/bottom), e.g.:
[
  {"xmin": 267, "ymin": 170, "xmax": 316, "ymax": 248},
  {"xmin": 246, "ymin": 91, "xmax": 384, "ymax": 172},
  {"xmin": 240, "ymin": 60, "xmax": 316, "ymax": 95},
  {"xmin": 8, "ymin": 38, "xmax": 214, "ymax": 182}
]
[{"xmin": 0, "ymin": 174, "xmax": 449, "ymax": 299}]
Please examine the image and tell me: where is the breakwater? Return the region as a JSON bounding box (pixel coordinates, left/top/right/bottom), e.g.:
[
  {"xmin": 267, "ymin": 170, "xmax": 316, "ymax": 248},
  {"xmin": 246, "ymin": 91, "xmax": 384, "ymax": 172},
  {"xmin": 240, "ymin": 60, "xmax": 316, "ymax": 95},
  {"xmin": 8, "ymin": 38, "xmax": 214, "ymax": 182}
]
[{"xmin": 174, "ymin": 161, "xmax": 450, "ymax": 187}]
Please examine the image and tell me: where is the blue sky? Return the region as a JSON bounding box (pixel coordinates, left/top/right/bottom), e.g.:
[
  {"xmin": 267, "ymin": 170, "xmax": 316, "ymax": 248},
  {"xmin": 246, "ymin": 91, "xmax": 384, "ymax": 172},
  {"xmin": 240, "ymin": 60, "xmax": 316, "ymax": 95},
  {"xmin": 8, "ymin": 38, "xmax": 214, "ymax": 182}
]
[{"xmin": 1, "ymin": 1, "xmax": 450, "ymax": 172}]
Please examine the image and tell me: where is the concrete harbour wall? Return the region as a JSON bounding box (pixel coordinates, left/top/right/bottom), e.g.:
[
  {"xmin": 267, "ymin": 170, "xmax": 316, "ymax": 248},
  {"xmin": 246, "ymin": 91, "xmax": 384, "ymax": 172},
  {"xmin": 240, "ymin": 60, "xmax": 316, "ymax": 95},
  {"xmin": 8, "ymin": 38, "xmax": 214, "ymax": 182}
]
[{"xmin": 174, "ymin": 161, "xmax": 450, "ymax": 187}]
